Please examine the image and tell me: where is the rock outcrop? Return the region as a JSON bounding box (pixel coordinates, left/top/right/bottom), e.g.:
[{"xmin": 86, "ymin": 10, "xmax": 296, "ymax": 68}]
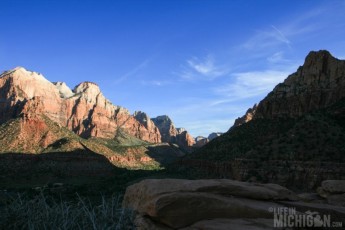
[
  {"xmin": 133, "ymin": 111, "xmax": 161, "ymax": 143},
  {"xmin": 234, "ymin": 50, "xmax": 345, "ymax": 127},
  {"xmin": 0, "ymin": 67, "xmax": 161, "ymax": 143},
  {"xmin": 152, "ymin": 115, "xmax": 195, "ymax": 149},
  {"xmin": 207, "ymin": 132, "xmax": 223, "ymax": 140},
  {"xmin": 151, "ymin": 116, "xmax": 178, "ymax": 142},
  {"xmin": 194, "ymin": 136, "xmax": 209, "ymax": 147},
  {"xmin": 233, "ymin": 104, "xmax": 257, "ymax": 127},
  {"xmin": 175, "ymin": 130, "xmax": 195, "ymax": 149},
  {"xmin": 123, "ymin": 179, "xmax": 345, "ymax": 229},
  {"xmin": 317, "ymin": 180, "xmax": 345, "ymax": 206}
]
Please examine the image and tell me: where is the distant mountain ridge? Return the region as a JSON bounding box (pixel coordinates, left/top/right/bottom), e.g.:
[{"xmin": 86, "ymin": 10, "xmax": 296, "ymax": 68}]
[
  {"xmin": 0, "ymin": 67, "xmax": 195, "ymax": 148},
  {"xmin": 151, "ymin": 115, "xmax": 195, "ymax": 149}
]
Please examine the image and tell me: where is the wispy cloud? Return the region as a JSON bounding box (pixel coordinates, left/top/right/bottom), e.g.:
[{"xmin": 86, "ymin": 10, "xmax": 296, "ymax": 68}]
[
  {"xmin": 113, "ymin": 59, "xmax": 150, "ymax": 84},
  {"xmin": 271, "ymin": 25, "xmax": 291, "ymax": 46},
  {"xmin": 179, "ymin": 55, "xmax": 229, "ymax": 81},
  {"xmin": 214, "ymin": 68, "xmax": 296, "ymax": 103},
  {"xmin": 140, "ymin": 80, "xmax": 172, "ymax": 86},
  {"xmin": 242, "ymin": 25, "xmax": 292, "ymax": 52}
]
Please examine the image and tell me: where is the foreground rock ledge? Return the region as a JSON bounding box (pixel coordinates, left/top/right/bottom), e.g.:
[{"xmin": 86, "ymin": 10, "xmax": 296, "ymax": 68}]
[{"xmin": 122, "ymin": 179, "xmax": 345, "ymax": 229}]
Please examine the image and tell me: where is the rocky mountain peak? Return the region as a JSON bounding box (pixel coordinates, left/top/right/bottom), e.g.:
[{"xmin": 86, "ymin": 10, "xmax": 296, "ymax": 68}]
[
  {"xmin": 1, "ymin": 66, "xmax": 50, "ymax": 85},
  {"xmin": 133, "ymin": 111, "xmax": 162, "ymax": 143},
  {"xmin": 152, "ymin": 115, "xmax": 195, "ymax": 149},
  {"xmin": 152, "ymin": 115, "xmax": 173, "ymax": 124},
  {"xmin": 232, "ymin": 50, "xmax": 345, "ymax": 126},
  {"xmin": 74, "ymin": 81, "xmax": 100, "ymax": 94},
  {"xmin": 303, "ymin": 50, "xmax": 333, "ymax": 71},
  {"xmin": 208, "ymin": 132, "xmax": 223, "ymax": 140},
  {"xmin": 233, "ymin": 104, "xmax": 258, "ymax": 127},
  {"xmin": 53, "ymin": 82, "xmax": 74, "ymax": 98},
  {"xmin": 176, "ymin": 127, "xmax": 186, "ymax": 134},
  {"xmin": 133, "ymin": 111, "xmax": 148, "ymax": 122},
  {"xmin": 0, "ymin": 67, "xmax": 163, "ymax": 143}
]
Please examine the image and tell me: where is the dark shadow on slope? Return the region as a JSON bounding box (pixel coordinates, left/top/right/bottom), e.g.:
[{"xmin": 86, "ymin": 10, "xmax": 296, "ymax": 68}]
[
  {"xmin": 0, "ymin": 149, "xmax": 116, "ymax": 187},
  {"xmin": 145, "ymin": 143, "xmax": 187, "ymax": 167},
  {"xmin": 174, "ymin": 100, "xmax": 345, "ymax": 191},
  {"xmin": 0, "ymin": 146, "xmax": 191, "ymax": 196}
]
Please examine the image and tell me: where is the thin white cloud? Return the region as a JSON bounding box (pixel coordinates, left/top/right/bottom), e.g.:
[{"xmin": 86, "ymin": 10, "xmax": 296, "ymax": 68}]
[
  {"xmin": 214, "ymin": 68, "xmax": 295, "ymax": 103},
  {"xmin": 113, "ymin": 59, "xmax": 150, "ymax": 84},
  {"xmin": 140, "ymin": 80, "xmax": 171, "ymax": 86},
  {"xmin": 271, "ymin": 25, "xmax": 291, "ymax": 46},
  {"xmin": 267, "ymin": 51, "xmax": 286, "ymax": 63},
  {"xmin": 242, "ymin": 25, "xmax": 293, "ymax": 52},
  {"xmin": 241, "ymin": 7, "xmax": 328, "ymax": 55},
  {"xmin": 179, "ymin": 55, "xmax": 229, "ymax": 81},
  {"xmin": 187, "ymin": 55, "xmax": 215, "ymax": 75}
]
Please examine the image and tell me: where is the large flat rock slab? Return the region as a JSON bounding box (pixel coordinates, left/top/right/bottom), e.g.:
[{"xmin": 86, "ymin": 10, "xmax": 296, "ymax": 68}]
[{"xmin": 123, "ymin": 179, "xmax": 298, "ymax": 228}]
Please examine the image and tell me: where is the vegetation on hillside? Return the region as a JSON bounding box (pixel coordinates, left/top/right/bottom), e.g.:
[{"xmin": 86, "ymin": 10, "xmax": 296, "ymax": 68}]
[{"xmin": 190, "ymin": 98, "xmax": 345, "ymax": 163}]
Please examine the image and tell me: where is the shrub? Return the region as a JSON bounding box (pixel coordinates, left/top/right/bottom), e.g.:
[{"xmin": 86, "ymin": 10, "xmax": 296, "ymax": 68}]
[{"xmin": 0, "ymin": 192, "xmax": 135, "ymax": 230}]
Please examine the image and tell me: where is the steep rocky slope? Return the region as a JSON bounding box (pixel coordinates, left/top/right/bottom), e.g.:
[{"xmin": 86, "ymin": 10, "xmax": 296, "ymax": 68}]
[
  {"xmin": 0, "ymin": 67, "xmax": 161, "ymax": 142},
  {"xmin": 234, "ymin": 50, "xmax": 345, "ymax": 126},
  {"xmin": 0, "ymin": 67, "xmax": 193, "ymax": 183},
  {"xmin": 186, "ymin": 50, "xmax": 345, "ymax": 189},
  {"xmin": 152, "ymin": 115, "xmax": 195, "ymax": 149}
]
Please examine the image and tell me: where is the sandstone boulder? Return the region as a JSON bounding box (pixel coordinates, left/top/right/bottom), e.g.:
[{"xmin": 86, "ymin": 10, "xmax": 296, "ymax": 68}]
[
  {"xmin": 123, "ymin": 179, "xmax": 298, "ymax": 229},
  {"xmin": 321, "ymin": 180, "xmax": 345, "ymax": 194},
  {"xmin": 181, "ymin": 218, "xmax": 274, "ymax": 230}
]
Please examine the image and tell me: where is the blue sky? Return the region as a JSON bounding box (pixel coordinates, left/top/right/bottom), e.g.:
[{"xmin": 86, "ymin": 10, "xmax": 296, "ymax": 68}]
[{"xmin": 1, "ymin": 0, "xmax": 345, "ymax": 137}]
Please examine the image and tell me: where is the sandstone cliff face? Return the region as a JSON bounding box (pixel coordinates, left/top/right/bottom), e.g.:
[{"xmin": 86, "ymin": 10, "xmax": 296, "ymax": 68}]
[
  {"xmin": 233, "ymin": 51, "xmax": 345, "ymax": 127},
  {"xmin": 0, "ymin": 67, "xmax": 160, "ymax": 143},
  {"xmin": 152, "ymin": 115, "xmax": 195, "ymax": 148},
  {"xmin": 133, "ymin": 111, "xmax": 161, "ymax": 143},
  {"xmin": 176, "ymin": 130, "xmax": 195, "ymax": 149}
]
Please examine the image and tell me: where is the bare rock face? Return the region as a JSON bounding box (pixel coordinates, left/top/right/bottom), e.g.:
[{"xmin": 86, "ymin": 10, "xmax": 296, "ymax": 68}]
[
  {"xmin": 134, "ymin": 111, "xmax": 161, "ymax": 143},
  {"xmin": 176, "ymin": 130, "xmax": 195, "ymax": 149},
  {"xmin": 151, "ymin": 115, "xmax": 177, "ymax": 142},
  {"xmin": 207, "ymin": 132, "xmax": 223, "ymax": 140},
  {"xmin": 152, "ymin": 115, "xmax": 195, "ymax": 148},
  {"xmin": 0, "ymin": 67, "xmax": 160, "ymax": 143},
  {"xmin": 233, "ymin": 104, "xmax": 257, "ymax": 127},
  {"xmin": 233, "ymin": 50, "xmax": 345, "ymax": 126},
  {"xmin": 256, "ymin": 50, "xmax": 345, "ymax": 118},
  {"xmin": 176, "ymin": 128, "xmax": 186, "ymax": 134},
  {"xmin": 0, "ymin": 67, "xmax": 62, "ymax": 124},
  {"xmin": 53, "ymin": 82, "xmax": 74, "ymax": 98},
  {"xmin": 194, "ymin": 136, "xmax": 209, "ymax": 147}
]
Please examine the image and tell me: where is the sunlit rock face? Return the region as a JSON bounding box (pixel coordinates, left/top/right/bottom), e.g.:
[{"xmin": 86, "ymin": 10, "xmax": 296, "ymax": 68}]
[
  {"xmin": 0, "ymin": 67, "xmax": 161, "ymax": 143},
  {"xmin": 133, "ymin": 111, "xmax": 162, "ymax": 143},
  {"xmin": 152, "ymin": 115, "xmax": 195, "ymax": 148}
]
